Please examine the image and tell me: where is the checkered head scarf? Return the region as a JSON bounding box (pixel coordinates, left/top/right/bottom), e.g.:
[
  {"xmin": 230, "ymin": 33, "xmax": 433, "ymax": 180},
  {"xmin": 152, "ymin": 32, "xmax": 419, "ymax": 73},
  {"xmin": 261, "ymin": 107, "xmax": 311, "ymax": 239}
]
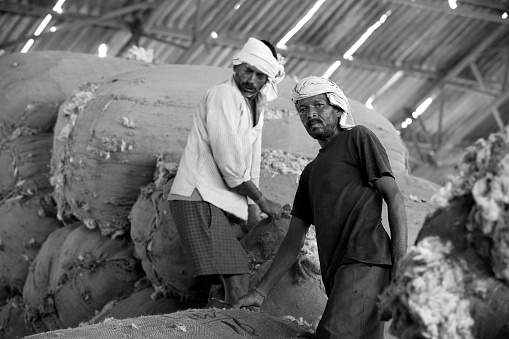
[
  {"xmin": 233, "ymin": 37, "xmax": 285, "ymax": 102},
  {"xmin": 292, "ymin": 76, "xmax": 355, "ymax": 129}
]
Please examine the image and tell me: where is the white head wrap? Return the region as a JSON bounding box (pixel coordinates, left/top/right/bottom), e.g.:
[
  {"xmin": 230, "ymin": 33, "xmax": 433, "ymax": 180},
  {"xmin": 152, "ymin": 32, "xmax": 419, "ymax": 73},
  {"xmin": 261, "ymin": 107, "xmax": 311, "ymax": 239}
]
[
  {"xmin": 292, "ymin": 76, "xmax": 355, "ymax": 129},
  {"xmin": 232, "ymin": 37, "xmax": 285, "ymax": 102}
]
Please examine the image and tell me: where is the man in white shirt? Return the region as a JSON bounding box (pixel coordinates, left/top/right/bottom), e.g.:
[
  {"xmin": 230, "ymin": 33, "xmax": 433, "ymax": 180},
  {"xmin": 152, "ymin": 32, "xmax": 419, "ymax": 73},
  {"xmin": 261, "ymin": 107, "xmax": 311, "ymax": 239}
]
[{"xmin": 169, "ymin": 37, "xmax": 285, "ymax": 307}]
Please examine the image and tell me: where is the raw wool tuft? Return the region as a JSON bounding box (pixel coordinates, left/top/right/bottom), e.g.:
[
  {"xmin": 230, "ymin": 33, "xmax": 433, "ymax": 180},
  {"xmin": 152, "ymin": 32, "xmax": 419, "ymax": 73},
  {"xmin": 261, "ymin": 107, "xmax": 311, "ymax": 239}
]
[
  {"xmin": 379, "ymin": 237, "xmax": 475, "ymax": 339},
  {"xmin": 379, "ymin": 127, "xmax": 509, "ymax": 339},
  {"xmin": 0, "ymin": 194, "xmax": 61, "ymax": 302},
  {"xmin": 430, "ymin": 126, "xmax": 509, "ymax": 284}
]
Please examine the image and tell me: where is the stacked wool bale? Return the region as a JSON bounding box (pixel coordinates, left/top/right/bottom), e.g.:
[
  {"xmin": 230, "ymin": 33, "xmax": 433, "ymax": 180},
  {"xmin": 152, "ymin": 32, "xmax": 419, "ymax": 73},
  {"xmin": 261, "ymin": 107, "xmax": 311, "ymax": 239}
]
[
  {"xmin": 0, "ymin": 49, "xmax": 440, "ymax": 337},
  {"xmin": 128, "ymin": 153, "xmax": 326, "ymax": 330},
  {"xmin": 379, "ymin": 127, "xmax": 509, "ymax": 339},
  {"xmin": 22, "ymin": 222, "xmax": 144, "ymax": 332},
  {"xmin": 0, "ymin": 51, "xmax": 151, "ymax": 335}
]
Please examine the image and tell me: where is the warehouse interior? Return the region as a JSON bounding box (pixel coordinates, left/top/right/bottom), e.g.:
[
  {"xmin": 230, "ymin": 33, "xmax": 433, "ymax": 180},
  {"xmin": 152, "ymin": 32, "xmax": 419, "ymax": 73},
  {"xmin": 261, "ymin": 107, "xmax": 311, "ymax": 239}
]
[
  {"xmin": 2, "ymin": 0, "xmax": 509, "ymax": 184},
  {"xmin": 2, "ymin": 1, "xmax": 509, "ymax": 338}
]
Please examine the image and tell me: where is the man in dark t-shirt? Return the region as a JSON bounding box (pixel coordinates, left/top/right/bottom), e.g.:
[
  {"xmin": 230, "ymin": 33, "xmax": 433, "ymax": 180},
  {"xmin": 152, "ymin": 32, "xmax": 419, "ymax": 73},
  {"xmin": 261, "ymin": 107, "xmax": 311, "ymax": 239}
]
[{"xmin": 234, "ymin": 76, "xmax": 408, "ymax": 339}]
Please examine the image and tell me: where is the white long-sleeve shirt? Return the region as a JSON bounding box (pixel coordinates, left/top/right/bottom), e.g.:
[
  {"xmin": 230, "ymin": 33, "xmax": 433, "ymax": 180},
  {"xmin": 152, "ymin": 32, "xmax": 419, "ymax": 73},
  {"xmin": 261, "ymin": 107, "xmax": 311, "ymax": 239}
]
[{"xmin": 169, "ymin": 77, "xmax": 264, "ymax": 220}]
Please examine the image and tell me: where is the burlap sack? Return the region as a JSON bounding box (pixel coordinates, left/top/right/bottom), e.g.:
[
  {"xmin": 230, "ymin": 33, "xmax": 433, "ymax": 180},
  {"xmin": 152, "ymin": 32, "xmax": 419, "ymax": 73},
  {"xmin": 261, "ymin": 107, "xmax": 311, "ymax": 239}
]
[
  {"xmin": 86, "ymin": 286, "xmax": 203, "ymax": 325},
  {"xmin": 0, "ymin": 133, "xmax": 53, "ymax": 199},
  {"xmin": 250, "ymin": 259, "xmax": 326, "ymax": 329},
  {"xmin": 23, "ymin": 223, "xmax": 80, "ymax": 332},
  {"xmin": 0, "ymin": 296, "xmax": 35, "ymax": 339},
  {"xmin": 24, "ymin": 308, "xmax": 313, "ymax": 339},
  {"xmin": 130, "ymin": 175, "xmax": 208, "ymax": 300},
  {"xmin": 0, "ymin": 51, "xmax": 149, "ymax": 141},
  {"xmin": 0, "ymin": 195, "xmax": 61, "ymax": 302},
  {"xmin": 22, "ymin": 224, "xmax": 145, "ymax": 332}
]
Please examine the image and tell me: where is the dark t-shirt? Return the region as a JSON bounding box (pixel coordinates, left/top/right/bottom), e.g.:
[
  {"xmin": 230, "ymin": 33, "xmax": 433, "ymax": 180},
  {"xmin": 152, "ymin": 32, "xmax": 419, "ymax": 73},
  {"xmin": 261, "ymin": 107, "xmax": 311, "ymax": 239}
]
[{"xmin": 291, "ymin": 125, "xmax": 393, "ymax": 286}]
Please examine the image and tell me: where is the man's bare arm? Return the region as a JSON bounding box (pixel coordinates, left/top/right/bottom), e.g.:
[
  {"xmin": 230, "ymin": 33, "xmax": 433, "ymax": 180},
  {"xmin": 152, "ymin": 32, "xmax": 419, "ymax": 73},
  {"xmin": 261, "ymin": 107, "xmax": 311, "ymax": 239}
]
[{"xmin": 373, "ymin": 175, "xmax": 408, "ymax": 277}]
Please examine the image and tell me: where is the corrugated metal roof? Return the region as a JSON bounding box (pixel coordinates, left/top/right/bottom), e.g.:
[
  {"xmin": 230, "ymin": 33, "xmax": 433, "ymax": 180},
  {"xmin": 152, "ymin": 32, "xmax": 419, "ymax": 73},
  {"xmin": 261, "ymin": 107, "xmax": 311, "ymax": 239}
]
[{"xmin": 1, "ymin": 0, "xmax": 509, "ymax": 183}]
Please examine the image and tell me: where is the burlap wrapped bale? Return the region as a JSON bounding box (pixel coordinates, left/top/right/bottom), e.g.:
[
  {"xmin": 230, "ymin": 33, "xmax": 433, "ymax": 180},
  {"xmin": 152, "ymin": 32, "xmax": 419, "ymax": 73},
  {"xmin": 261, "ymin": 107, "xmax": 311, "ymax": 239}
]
[
  {"xmin": 0, "ymin": 195, "xmax": 61, "ymax": 302},
  {"xmin": 86, "ymin": 285, "xmax": 203, "ymax": 325},
  {"xmin": 0, "ymin": 133, "xmax": 53, "ymax": 199},
  {"xmin": 0, "ymin": 51, "xmax": 149, "ymax": 141},
  {"xmin": 23, "ymin": 223, "xmax": 79, "ymax": 332},
  {"xmin": 130, "ymin": 170, "xmax": 209, "ymax": 300},
  {"xmin": 25, "ymin": 308, "xmax": 313, "ymax": 339},
  {"xmin": 0, "ymin": 296, "xmax": 35, "ymax": 339},
  {"xmin": 22, "ymin": 223, "xmax": 144, "ymax": 332}
]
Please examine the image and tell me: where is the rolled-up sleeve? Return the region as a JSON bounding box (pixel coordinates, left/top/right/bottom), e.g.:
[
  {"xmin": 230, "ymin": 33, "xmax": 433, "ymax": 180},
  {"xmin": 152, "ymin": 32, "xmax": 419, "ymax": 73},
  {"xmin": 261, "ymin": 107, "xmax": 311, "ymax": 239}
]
[{"xmin": 206, "ymin": 86, "xmax": 251, "ymax": 188}]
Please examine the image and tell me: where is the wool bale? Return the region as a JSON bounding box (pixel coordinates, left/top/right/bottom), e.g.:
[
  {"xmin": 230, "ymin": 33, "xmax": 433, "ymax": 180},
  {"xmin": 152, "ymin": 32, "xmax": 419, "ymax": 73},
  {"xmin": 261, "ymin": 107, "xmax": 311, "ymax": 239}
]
[
  {"xmin": 24, "ymin": 308, "xmax": 312, "ymax": 339},
  {"xmin": 0, "ymin": 51, "xmax": 149, "ymax": 141},
  {"xmin": 86, "ymin": 286, "xmax": 203, "ymax": 325},
  {"xmin": 0, "ymin": 133, "xmax": 53, "ymax": 199},
  {"xmin": 22, "ymin": 223, "xmax": 144, "ymax": 332},
  {"xmin": 130, "ymin": 174, "xmax": 208, "ymax": 300},
  {"xmin": 250, "ymin": 259, "xmax": 326, "ymax": 330},
  {"xmin": 0, "ymin": 296, "xmax": 35, "ymax": 339},
  {"xmin": 23, "ymin": 223, "xmax": 79, "ymax": 332},
  {"xmin": 0, "ymin": 195, "xmax": 61, "ymax": 302},
  {"xmin": 50, "ymin": 65, "xmax": 231, "ymax": 236},
  {"xmin": 240, "ymin": 209, "xmax": 292, "ymax": 267}
]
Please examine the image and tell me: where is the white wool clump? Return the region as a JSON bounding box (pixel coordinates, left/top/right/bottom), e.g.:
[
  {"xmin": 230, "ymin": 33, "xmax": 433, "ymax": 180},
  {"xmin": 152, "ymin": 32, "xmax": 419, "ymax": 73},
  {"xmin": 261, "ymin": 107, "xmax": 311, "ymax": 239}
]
[
  {"xmin": 261, "ymin": 149, "xmax": 310, "ymax": 178},
  {"xmin": 381, "ymin": 236, "xmax": 475, "ymax": 339},
  {"xmin": 430, "ymin": 126, "xmax": 509, "ymax": 284},
  {"xmin": 405, "ymin": 237, "xmax": 474, "ymax": 339}
]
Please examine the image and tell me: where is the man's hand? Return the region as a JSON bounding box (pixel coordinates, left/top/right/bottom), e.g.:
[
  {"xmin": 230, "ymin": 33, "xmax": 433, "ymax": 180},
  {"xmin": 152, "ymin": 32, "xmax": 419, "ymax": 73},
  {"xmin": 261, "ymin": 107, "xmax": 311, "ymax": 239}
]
[
  {"xmin": 257, "ymin": 197, "xmax": 282, "ymax": 220},
  {"xmin": 233, "ymin": 291, "xmax": 265, "ymax": 309},
  {"xmin": 247, "ymin": 204, "xmax": 261, "ymax": 230}
]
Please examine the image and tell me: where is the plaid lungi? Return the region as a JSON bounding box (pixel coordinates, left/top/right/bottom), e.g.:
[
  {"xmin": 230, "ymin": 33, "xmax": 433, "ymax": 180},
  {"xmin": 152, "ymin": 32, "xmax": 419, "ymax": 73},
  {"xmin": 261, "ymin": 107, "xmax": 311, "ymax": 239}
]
[{"xmin": 169, "ymin": 200, "xmax": 249, "ymax": 279}]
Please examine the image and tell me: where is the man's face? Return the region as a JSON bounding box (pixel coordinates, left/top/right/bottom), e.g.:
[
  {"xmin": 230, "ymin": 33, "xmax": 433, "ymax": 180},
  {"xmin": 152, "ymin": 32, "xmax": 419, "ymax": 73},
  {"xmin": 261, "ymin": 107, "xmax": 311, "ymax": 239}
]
[
  {"xmin": 233, "ymin": 63, "xmax": 268, "ymax": 98},
  {"xmin": 296, "ymin": 94, "xmax": 341, "ymax": 141}
]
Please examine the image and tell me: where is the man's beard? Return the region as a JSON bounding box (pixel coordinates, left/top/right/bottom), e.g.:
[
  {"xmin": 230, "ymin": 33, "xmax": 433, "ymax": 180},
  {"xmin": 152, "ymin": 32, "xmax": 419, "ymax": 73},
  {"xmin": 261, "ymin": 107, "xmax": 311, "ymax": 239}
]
[{"xmin": 307, "ymin": 120, "xmax": 337, "ymax": 141}]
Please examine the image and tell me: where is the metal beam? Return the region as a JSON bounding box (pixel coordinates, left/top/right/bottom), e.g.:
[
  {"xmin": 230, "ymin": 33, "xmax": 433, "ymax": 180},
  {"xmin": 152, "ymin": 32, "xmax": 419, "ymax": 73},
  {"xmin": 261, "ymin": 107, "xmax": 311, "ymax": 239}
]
[
  {"xmin": 403, "ymin": 24, "xmax": 508, "ymax": 114},
  {"xmin": 0, "ymin": 2, "xmax": 151, "ymax": 50},
  {"xmin": 174, "ymin": 1, "xmax": 239, "ymax": 64},
  {"xmin": 445, "ymin": 89, "xmax": 509, "ymax": 143},
  {"xmin": 386, "ymin": 0, "xmax": 509, "ymax": 24},
  {"xmin": 0, "ymin": 3, "xmax": 124, "ymax": 28}
]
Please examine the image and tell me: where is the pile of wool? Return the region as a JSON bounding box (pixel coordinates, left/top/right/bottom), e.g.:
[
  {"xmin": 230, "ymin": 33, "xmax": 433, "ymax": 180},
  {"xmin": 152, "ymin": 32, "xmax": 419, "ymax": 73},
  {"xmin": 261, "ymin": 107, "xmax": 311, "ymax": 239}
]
[{"xmin": 379, "ymin": 127, "xmax": 509, "ymax": 339}]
